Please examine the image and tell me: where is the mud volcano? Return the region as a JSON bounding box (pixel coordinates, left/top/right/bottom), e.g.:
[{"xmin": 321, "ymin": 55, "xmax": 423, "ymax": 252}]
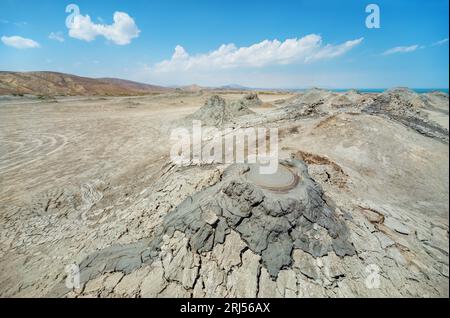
[
  {"xmin": 186, "ymin": 95, "xmax": 254, "ymax": 126},
  {"xmin": 56, "ymin": 159, "xmax": 356, "ymax": 295},
  {"xmin": 159, "ymin": 159, "xmax": 356, "ymax": 278},
  {"xmin": 241, "ymin": 92, "xmax": 263, "ymax": 107}
]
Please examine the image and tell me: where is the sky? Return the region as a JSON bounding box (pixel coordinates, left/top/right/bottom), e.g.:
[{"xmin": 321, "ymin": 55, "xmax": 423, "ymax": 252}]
[{"xmin": 0, "ymin": 0, "xmax": 448, "ymax": 89}]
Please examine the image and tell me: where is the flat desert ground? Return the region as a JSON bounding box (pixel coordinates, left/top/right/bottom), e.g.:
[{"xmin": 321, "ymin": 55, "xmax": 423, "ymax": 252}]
[{"xmin": 0, "ymin": 89, "xmax": 448, "ymax": 297}]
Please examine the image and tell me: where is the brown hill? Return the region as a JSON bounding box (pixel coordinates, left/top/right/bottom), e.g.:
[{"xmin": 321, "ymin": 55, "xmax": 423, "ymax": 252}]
[{"xmin": 0, "ymin": 71, "xmax": 171, "ymax": 96}]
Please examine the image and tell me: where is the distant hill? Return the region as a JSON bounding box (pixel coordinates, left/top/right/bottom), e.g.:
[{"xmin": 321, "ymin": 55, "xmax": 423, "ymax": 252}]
[
  {"xmin": 217, "ymin": 84, "xmax": 252, "ymax": 91},
  {"xmin": 0, "ymin": 71, "xmax": 171, "ymax": 96},
  {"xmin": 173, "ymin": 83, "xmax": 252, "ymax": 91}
]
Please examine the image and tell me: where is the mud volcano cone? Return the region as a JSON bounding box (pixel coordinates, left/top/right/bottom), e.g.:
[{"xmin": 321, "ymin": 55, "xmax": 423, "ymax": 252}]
[
  {"xmin": 188, "ymin": 95, "xmax": 254, "ymax": 126},
  {"xmin": 159, "ymin": 159, "xmax": 356, "ymax": 278},
  {"xmin": 241, "ymin": 92, "xmax": 263, "ymax": 107}
]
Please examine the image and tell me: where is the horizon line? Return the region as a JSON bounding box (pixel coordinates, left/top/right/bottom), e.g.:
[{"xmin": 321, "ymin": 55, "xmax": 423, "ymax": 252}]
[{"xmin": 0, "ymin": 69, "xmax": 448, "ymax": 91}]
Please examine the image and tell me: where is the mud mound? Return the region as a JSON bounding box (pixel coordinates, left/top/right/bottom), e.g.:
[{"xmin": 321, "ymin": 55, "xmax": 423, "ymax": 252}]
[
  {"xmin": 57, "ymin": 159, "xmax": 355, "ymax": 293},
  {"xmin": 188, "ymin": 95, "xmax": 254, "ymax": 126},
  {"xmin": 329, "ymin": 94, "xmax": 353, "ymax": 108},
  {"xmin": 424, "ymin": 90, "xmax": 449, "ymax": 104},
  {"xmin": 339, "ymin": 89, "xmax": 365, "ymax": 104},
  {"xmin": 241, "ymin": 92, "xmax": 263, "ymax": 107},
  {"xmin": 381, "ymin": 87, "xmax": 448, "ymax": 112},
  {"xmin": 278, "ymin": 90, "xmax": 328, "ymax": 116},
  {"xmin": 384, "ymin": 87, "xmax": 427, "ymax": 109},
  {"xmin": 283, "ymin": 89, "xmax": 368, "ymax": 114},
  {"xmin": 280, "ymin": 89, "xmax": 337, "ymax": 116},
  {"xmin": 296, "ymin": 88, "xmax": 334, "ymax": 104},
  {"xmin": 385, "ymin": 87, "xmax": 419, "ymax": 98},
  {"xmin": 364, "ymin": 88, "xmax": 449, "ymax": 142},
  {"xmin": 157, "ymin": 159, "xmax": 355, "ymax": 278},
  {"xmin": 421, "ymin": 91, "xmax": 449, "ymax": 114}
]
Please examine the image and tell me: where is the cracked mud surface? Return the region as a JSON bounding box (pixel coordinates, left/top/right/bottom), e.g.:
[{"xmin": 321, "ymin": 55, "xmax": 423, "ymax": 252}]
[{"xmin": 0, "ymin": 89, "xmax": 448, "ymax": 298}]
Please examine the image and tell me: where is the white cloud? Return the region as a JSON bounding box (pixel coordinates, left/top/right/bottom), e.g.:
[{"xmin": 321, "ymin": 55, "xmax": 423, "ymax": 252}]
[
  {"xmin": 305, "ymin": 38, "xmax": 364, "ymax": 62},
  {"xmin": 433, "ymin": 38, "xmax": 449, "ymax": 46},
  {"xmin": 382, "ymin": 45, "xmax": 419, "ymax": 55},
  {"xmin": 1, "ymin": 35, "xmax": 40, "ymax": 49},
  {"xmin": 66, "ymin": 5, "xmax": 140, "ymax": 45},
  {"xmin": 153, "ymin": 35, "xmax": 363, "ymax": 73},
  {"xmin": 49, "ymin": 31, "xmax": 64, "ymax": 42}
]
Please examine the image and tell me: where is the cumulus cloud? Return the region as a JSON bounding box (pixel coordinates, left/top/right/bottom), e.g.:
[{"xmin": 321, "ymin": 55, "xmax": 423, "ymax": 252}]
[
  {"xmin": 153, "ymin": 35, "xmax": 363, "ymax": 73},
  {"xmin": 433, "ymin": 38, "xmax": 449, "ymax": 46},
  {"xmin": 49, "ymin": 31, "xmax": 64, "ymax": 42},
  {"xmin": 382, "ymin": 45, "xmax": 419, "ymax": 55},
  {"xmin": 65, "ymin": 4, "xmax": 140, "ymax": 45},
  {"xmin": 1, "ymin": 35, "xmax": 40, "ymax": 49}
]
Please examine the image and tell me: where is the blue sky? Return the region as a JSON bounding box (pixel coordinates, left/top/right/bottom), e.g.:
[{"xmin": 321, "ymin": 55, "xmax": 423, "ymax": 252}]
[{"xmin": 0, "ymin": 0, "xmax": 448, "ymax": 88}]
